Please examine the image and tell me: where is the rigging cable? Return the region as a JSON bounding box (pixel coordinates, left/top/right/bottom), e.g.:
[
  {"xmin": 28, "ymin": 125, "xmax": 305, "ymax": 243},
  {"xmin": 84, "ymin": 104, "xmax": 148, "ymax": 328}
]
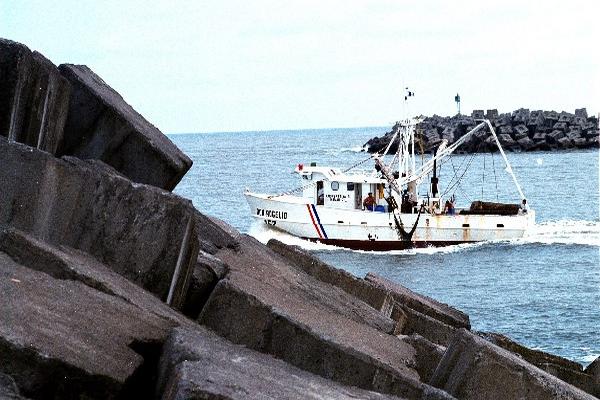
[
  {"xmin": 492, "ymin": 150, "xmax": 499, "ymax": 202},
  {"xmin": 482, "ymin": 152, "xmax": 486, "ymax": 199},
  {"xmin": 440, "ymin": 139, "xmax": 485, "ymax": 202}
]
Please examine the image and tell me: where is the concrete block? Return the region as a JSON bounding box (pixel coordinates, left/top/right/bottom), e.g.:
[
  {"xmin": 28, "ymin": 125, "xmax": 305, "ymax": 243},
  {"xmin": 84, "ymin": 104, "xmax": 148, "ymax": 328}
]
[
  {"xmin": 573, "ymin": 137, "xmax": 588, "ymax": 148},
  {"xmin": 430, "ymin": 329, "xmax": 595, "ymax": 399},
  {"xmin": 584, "ymin": 357, "xmax": 600, "ymax": 396},
  {"xmin": 267, "ymin": 239, "xmax": 395, "ymax": 318},
  {"xmin": 514, "ymin": 131, "xmax": 529, "ymax": 141},
  {"xmin": 441, "ymin": 126, "xmax": 455, "ymax": 143},
  {"xmin": 158, "ymin": 327, "xmax": 404, "ymax": 400},
  {"xmin": 498, "ymin": 125, "xmax": 513, "ymax": 135},
  {"xmin": 398, "ymin": 305, "xmax": 458, "ymax": 347},
  {"xmin": 486, "ymin": 109, "xmax": 498, "ymax": 120},
  {"xmin": 0, "ymin": 139, "xmax": 199, "ymax": 308},
  {"xmin": 557, "ymin": 136, "xmax": 573, "ymax": 148},
  {"xmin": 0, "ymin": 252, "xmax": 186, "ymax": 399},
  {"xmin": 391, "ymin": 306, "xmax": 408, "ymax": 335},
  {"xmin": 0, "ymin": 227, "xmax": 197, "ymax": 328},
  {"xmin": 514, "ymin": 124, "xmax": 529, "ymax": 136},
  {"xmin": 512, "ymin": 108, "xmax": 530, "ymax": 123},
  {"xmin": 0, "ymin": 373, "xmax": 29, "ymax": 400},
  {"xmin": 559, "ymin": 112, "xmax": 573, "ymax": 123},
  {"xmin": 554, "ymin": 122, "xmax": 568, "ymax": 131},
  {"xmin": 198, "ymin": 235, "xmax": 450, "ymax": 398},
  {"xmin": 471, "ymin": 110, "xmax": 484, "ymax": 119},
  {"xmin": 575, "ymin": 108, "xmax": 588, "ymax": 118},
  {"xmin": 533, "ymin": 131, "xmax": 547, "ymax": 142},
  {"xmin": 400, "ymin": 334, "xmax": 447, "ymax": 384},
  {"xmin": 181, "ymin": 250, "xmax": 229, "ymax": 319},
  {"xmin": 574, "ymin": 116, "xmax": 587, "ymax": 127},
  {"xmin": 0, "ymin": 39, "xmax": 70, "ymax": 154},
  {"xmin": 424, "ymin": 129, "xmax": 440, "ymax": 143},
  {"xmin": 547, "ymin": 130, "xmax": 566, "ymax": 143},
  {"xmin": 58, "ymin": 64, "xmax": 192, "ymax": 191},
  {"xmin": 365, "ymin": 273, "xmax": 470, "ymax": 329},
  {"xmin": 492, "ymin": 115, "xmax": 511, "ymax": 127},
  {"xmin": 478, "ymin": 332, "xmax": 583, "ymax": 371},
  {"xmin": 517, "ymin": 137, "xmax": 535, "ymax": 151}
]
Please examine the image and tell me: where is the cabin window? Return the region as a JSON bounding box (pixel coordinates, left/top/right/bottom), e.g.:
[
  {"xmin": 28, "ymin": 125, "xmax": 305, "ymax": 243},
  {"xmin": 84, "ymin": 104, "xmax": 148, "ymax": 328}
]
[
  {"xmin": 347, "ymin": 182, "xmax": 355, "ymax": 191},
  {"xmin": 331, "ymin": 181, "xmax": 339, "ymax": 191}
]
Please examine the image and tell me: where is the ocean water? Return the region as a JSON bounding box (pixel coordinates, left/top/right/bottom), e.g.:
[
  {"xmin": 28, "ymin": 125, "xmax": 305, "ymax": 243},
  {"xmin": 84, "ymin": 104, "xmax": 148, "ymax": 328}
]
[{"xmin": 170, "ymin": 127, "xmax": 599, "ymax": 367}]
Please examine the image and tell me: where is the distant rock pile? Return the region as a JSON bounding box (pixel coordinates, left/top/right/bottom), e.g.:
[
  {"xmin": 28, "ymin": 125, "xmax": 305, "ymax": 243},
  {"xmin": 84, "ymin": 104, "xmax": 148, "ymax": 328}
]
[
  {"xmin": 365, "ymin": 108, "xmax": 599, "ymax": 154},
  {"xmin": 2, "ymin": 38, "xmax": 599, "ymax": 399}
]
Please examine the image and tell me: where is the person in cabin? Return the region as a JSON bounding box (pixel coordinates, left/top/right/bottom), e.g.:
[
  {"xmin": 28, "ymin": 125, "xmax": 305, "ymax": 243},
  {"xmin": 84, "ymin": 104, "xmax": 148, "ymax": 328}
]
[
  {"xmin": 317, "ymin": 182, "xmax": 324, "ymax": 205},
  {"xmin": 444, "ymin": 199, "xmax": 455, "ymax": 215},
  {"xmin": 520, "ymin": 199, "xmax": 528, "ymax": 214},
  {"xmin": 363, "ymin": 192, "xmax": 376, "ymax": 211}
]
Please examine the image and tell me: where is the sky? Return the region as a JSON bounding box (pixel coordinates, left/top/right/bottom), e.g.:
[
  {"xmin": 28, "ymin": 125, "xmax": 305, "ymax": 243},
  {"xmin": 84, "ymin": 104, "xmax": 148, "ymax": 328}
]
[{"xmin": 2, "ymin": 0, "xmax": 598, "ymax": 133}]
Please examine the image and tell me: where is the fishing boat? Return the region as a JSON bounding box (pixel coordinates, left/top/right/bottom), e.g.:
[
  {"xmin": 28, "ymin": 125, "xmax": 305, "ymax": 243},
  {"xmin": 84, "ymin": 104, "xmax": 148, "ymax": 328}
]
[{"xmin": 244, "ymin": 117, "xmax": 535, "ymax": 251}]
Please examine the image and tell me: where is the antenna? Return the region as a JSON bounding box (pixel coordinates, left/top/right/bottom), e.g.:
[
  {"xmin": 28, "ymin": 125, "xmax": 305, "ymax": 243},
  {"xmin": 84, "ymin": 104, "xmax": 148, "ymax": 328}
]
[
  {"xmin": 455, "ymin": 93, "xmax": 461, "ymax": 115},
  {"xmin": 404, "ymin": 87, "xmax": 414, "ymax": 122}
]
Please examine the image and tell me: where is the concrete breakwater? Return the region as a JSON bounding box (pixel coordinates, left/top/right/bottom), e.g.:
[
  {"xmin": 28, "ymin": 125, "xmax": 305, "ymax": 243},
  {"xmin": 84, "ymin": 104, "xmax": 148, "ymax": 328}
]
[
  {"xmin": 1, "ymin": 38, "xmax": 599, "ymax": 399},
  {"xmin": 364, "ymin": 109, "xmax": 599, "ymax": 154}
]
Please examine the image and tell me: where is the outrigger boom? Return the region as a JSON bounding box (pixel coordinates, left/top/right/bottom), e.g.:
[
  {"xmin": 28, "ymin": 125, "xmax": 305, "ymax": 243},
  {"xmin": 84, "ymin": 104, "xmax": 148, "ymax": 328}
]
[{"xmin": 377, "ymin": 119, "xmax": 525, "ymax": 202}]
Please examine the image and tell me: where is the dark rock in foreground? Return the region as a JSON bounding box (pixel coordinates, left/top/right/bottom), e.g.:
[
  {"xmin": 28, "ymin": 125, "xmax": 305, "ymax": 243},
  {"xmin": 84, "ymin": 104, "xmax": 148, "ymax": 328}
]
[
  {"xmin": 198, "ymin": 234, "xmax": 454, "ymax": 399},
  {"xmin": 0, "ymin": 247, "xmax": 182, "ymax": 399},
  {"xmin": 479, "ymin": 332, "xmax": 600, "ymax": 397},
  {"xmin": 430, "ymin": 329, "xmax": 596, "ymax": 399},
  {"xmin": 158, "ymin": 327, "xmax": 404, "ymax": 400},
  {"xmin": 0, "ymin": 38, "xmax": 192, "ymax": 191},
  {"xmin": 58, "ymin": 64, "xmax": 192, "ymax": 191},
  {"xmin": 0, "ymin": 138, "xmax": 198, "ymax": 308},
  {"xmin": 0, "ymin": 39, "xmax": 70, "ymax": 154},
  {"xmin": 364, "ymin": 108, "xmax": 599, "ymax": 154},
  {"xmin": 0, "ymin": 373, "xmax": 29, "ymax": 400}
]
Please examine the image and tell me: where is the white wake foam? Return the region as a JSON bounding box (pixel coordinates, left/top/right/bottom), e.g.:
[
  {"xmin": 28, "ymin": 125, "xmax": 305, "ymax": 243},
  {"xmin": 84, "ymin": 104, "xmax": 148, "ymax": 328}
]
[
  {"xmin": 324, "ymin": 145, "xmax": 366, "ymax": 155},
  {"xmin": 247, "ymin": 222, "xmax": 343, "ymax": 251},
  {"xmin": 519, "ymin": 219, "xmax": 600, "ymax": 246}
]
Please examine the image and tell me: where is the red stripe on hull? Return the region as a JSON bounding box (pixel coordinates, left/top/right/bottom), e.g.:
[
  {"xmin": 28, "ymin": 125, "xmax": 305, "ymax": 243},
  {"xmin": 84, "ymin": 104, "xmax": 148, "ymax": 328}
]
[
  {"xmin": 303, "ymin": 238, "xmax": 475, "ymax": 251},
  {"xmin": 305, "ymin": 204, "xmax": 323, "ymax": 239}
]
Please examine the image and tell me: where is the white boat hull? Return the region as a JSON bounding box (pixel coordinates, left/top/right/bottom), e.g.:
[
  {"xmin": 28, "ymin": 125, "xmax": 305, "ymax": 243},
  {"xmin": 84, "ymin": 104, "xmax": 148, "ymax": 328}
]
[{"xmin": 246, "ymin": 192, "xmax": 535, "ymax": 251}]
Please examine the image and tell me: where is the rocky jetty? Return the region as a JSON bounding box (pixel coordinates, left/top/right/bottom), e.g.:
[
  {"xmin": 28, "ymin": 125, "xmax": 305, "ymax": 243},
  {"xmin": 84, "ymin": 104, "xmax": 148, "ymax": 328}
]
[
  {"xmin": 365, "ymin": 108, "xmax": 599, "ymax": 154},
  {"xmin": 1, "ymin": 37, "xmax": 599, "ymax": 399}
]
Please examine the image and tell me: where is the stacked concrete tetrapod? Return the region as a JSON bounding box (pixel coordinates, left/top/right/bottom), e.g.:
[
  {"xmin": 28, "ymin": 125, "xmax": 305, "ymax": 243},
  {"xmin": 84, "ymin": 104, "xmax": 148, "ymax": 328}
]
[{"xmin": 364, "ymin": 108, "xmax": 599, "ymax": 154}]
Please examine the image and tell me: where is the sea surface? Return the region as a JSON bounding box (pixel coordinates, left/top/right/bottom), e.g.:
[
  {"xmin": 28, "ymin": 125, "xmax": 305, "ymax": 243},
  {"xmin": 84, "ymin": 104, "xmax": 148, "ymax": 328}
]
[{"xmin": 170, "ymin": 127, "xmax": 600, "ymax": 367}]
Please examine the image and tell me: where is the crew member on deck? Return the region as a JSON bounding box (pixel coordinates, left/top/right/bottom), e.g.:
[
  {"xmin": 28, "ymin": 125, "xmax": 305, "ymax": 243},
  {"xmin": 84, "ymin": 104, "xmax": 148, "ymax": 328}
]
[
  {"xmin": 520, "ymin": 199, "xmax": 528, "ymax": 214},
  {"xmin": 363, "ymin": 192, "xmax": 376, "ymax": 211},
  {"xmin": 444, "ymin": 199, "xmax": 455, "ymax": 215}
]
